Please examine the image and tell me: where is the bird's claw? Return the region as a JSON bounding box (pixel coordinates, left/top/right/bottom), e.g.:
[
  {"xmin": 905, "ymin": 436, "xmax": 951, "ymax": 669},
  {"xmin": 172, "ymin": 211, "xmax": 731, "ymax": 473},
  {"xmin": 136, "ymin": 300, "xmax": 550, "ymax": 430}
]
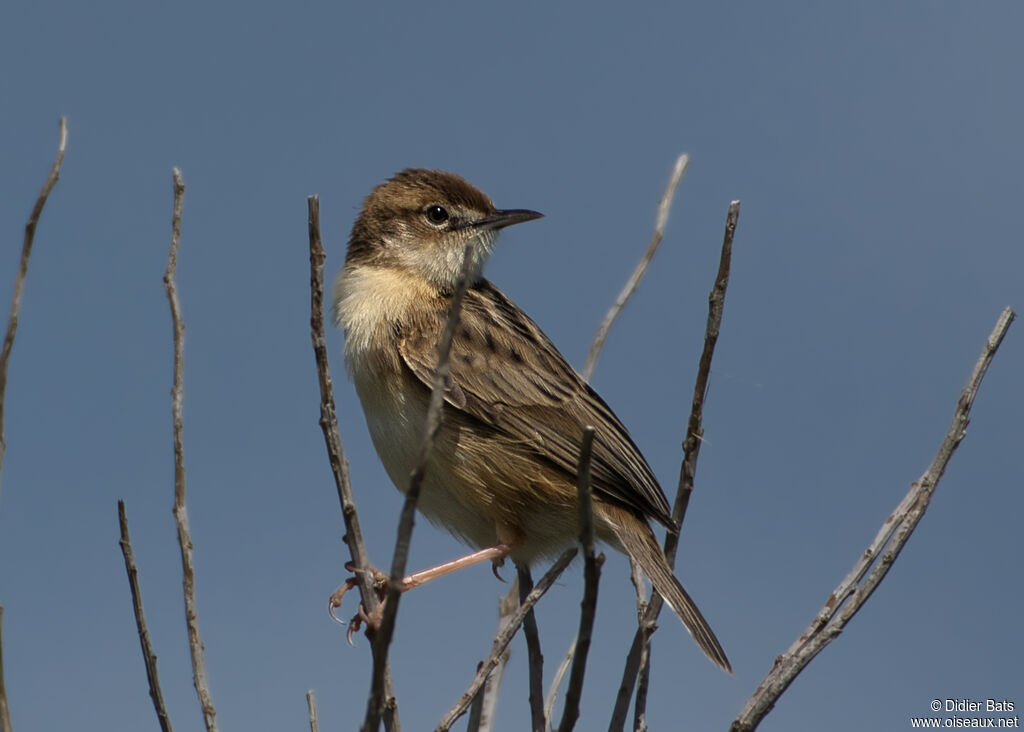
[
  {"xmin": 491, "ymin": 556, "xmax": 507, "ymax": 582},
  {"xmin": 328, "ymin": 563, "xmax": 390, "ymax": 644}
]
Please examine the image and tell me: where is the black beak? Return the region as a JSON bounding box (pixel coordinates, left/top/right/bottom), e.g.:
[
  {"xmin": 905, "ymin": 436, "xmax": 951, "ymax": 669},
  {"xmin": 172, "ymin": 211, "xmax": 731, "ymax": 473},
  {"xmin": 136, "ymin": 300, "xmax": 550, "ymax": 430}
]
[{"xmin": 477, "ymin": 208, "xmax": 544, "ymax": 230}]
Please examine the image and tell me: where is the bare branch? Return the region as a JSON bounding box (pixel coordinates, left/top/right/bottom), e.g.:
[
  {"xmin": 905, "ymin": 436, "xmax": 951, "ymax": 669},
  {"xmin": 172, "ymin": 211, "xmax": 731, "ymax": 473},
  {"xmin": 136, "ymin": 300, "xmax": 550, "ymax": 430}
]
[
  {"xmin": 469, "ymin": 583, "xmax": 519, "ymax": 732},
  {"xmin": 672, "ymin": 200, "xmax": 740, "ymax": 537},
  {"xmin": 0, "ymin": 117, "xmax": 67, "ymax": 497},
  {"xmin": 609, "ymin": 613, "xmax": 657, "ymax": 731},
  {"xmin": 558, "ymin": 427, "xmax": 604, "ymax": 732},
  {"xmin": 163, "ymin": 168, "xmax": 218, "ymax": 732},
  {"xmin": 363, "ymin": 240, "xmax": 476, "ymax": 732},
  {"xmin": 436, "ymin": 548, "xmax": 578, "ymax": 732},
  {"xmin": 306, "ymin": 690, "xmax": 319, "ymax": 732},
  {"xmin": 543, "ymin": 637, "xmax": 576, "ymax": 726},
  {"xmin": 610, "ymin": 200, "xmax": 740, "ymax": 730},
  {"xmin": 466, "ymin": 662, "xmax": 487, "ymax": 732},
  {"xmin": 631, "ymin": 640, "xmax": 651, "ymax": 732},
  {"xmin": 306, "ymin": 197, "xmax": 400, "ymax": 730},
  {"xmin": 583, "ymin": 154, "xmax": 689, "ymax": 381},
  {"xmin": 730, "ymin": 306, "xmax": 1015, "ymax": 732},
  {"xmin": 0, "ymin": 606, "xmax": 11, "ymax": 732},
  {"xmin": 118, "ymin": 501, "xmax": 174, "ymax": 732},
  {"xmin": 516, "ymin": 564, "xmax": 547, "ymax": 732},
  {"xmin": 307, "ymin": 197, "xmax": 377, "ymax": 605}
]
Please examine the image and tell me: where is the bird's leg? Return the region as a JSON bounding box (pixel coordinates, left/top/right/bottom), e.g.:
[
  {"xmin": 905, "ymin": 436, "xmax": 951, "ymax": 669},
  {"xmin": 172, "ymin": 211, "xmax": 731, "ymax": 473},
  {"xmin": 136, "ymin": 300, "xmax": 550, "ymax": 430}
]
[
  {"xmin": 330, "ymin": 537, "xmax": 522, "ymax": 639},
  {"xmin": 403, "ymin": 543, "xmax": 516, "ymax": 589}
]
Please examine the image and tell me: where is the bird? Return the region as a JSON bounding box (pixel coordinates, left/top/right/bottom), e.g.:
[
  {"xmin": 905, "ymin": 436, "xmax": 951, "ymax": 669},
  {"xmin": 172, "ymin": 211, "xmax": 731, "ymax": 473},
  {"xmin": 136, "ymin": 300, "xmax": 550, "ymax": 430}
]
[{"xmin": 332, "ymin": 168, "xmax": 730, "ymax": 672}]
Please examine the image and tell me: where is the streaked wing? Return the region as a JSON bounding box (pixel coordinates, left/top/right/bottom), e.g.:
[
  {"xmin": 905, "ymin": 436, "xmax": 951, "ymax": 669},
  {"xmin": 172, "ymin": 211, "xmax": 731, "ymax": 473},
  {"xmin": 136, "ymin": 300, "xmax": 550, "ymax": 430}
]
[{"xmin": 397, "ymin": 279, "xmax": 674, "ymax": 528}]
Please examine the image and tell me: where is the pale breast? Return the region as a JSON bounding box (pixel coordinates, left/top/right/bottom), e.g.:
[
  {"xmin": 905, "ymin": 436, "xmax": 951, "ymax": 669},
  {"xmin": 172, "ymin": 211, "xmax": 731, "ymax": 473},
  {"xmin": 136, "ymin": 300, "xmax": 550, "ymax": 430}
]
[{"xmin": 335, "ymin": 263, "xmax": 505, "ymax": 548}]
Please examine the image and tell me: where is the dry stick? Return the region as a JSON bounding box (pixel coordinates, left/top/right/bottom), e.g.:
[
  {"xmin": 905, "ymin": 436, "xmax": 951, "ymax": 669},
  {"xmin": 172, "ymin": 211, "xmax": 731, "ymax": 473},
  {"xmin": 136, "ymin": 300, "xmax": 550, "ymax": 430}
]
[
  {"xmin": 306, "ymin": 197, "xmax": 400, "ymax": 732},
  {"xmin": 164, "ymin": 168, "xmax": 218, "ymax": 732},
  {"xmin": 731, "ymin": 306, "xmax": 1015, "ymax": 732},
  {"xmin": 631, "ymin": 641, "xmax": 651, "ymax": 732},
  {"xmin": 583, "ymin": 154, "xmax": 689, "ymax": 382},
  {"xmin": 0, "ymin": 117, "xmax": 68, "ymax": 497},
  {"xmin": 468, "ymin": 583, "xmax": 519, "ymax": 732},
  {"xmin": 118, "ymin": 501, "xmax": 174, "ymax": 732},
  {"xmin": 543, "ymin": 637, "xmax": 577, "ymax": 726},
  {"xmin": 0, "ymin": 607, "xmax": 10, "ymax": 732},
  {"xmin": 308, "ymin": 197, "xmax": 377, "ymax": 608},
  {"xmin": 0, "ymin": 117, "xmax": 67, "ymax": 732},
  {"xmin": 516, "ymin": 564, "xmax": 547, "ymax": 732},
  {"xmin": 609, "ymin": 200, "xmax": 741, "ymax": 732},
  {"xmin": 466, "ymin": 662, "xmax": 487, "ymax": 732},
  {"xmin": 558, "ymin": 427, "xmax": 605, "ymax": 732},
  {"xmin": 361, "ymin": 240, "xmax": 477, "ymax": 732},
  {"xmin": 0, "ymin": 119, "xmax": 68, "ymax": 732},
  {"xmin": 435, "ymin": 548, "xmax": 578, "ymax": 732},
  {"xmin": 306, "ymin": 690, "xmax": 319, "ymax": 732}
]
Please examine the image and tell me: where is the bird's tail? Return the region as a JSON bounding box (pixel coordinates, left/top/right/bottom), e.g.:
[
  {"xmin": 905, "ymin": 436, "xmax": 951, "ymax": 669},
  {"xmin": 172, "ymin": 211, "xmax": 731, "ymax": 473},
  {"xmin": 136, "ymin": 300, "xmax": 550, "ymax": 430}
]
[{"xmin": 608, "ymin": 513, "xmax": 732, "ymax": 673}]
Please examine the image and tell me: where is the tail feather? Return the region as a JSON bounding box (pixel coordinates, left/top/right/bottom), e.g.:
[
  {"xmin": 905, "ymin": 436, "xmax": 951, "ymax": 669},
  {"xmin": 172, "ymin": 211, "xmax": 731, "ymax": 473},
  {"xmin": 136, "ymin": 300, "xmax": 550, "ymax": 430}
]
[{"xmin": 610, "ymin": 514, "xmax": 732, "ymax": 673}]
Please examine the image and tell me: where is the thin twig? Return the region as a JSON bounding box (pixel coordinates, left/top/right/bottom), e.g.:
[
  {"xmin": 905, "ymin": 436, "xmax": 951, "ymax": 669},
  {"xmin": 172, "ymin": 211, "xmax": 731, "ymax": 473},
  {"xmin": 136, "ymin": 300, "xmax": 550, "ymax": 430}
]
[
  {"xmin": 731, "ymin": 306, "xmax": 1015, "ymax": 732},
  {"xmin": 435, "ymin": 548, "xmax": 578, "ymax": 732},
  {"xmin": 306, "ymin": 690, "xmax": 319, "ymax": 732},
  {"xmin": 609, "ymin": 200, "xmax": 740, "ymax": 731},
  {"xmin": 631, "ymin": 641, "xmax": 651, "ymax": 732},
  {"xmin": 0, "ymin": 117, "xmax": 67, "ymax": 499},
  {"xmin": 466, "ymin": 662, "xmax": 487, "ymax": 732},
  {"xmin": 308, "ymin": 196, "xmax": 377, "ymax": 609},
  {"xmin": 608, "ymin": 615, "xmax": 656, "ymax": 732},
  {"xmin": 0, "ymin": 606, "xmax": 10, "ymax": 732},
  {"xmin": 469, "ymin": 582, "xmax": 520, "ymax": 732},
  {"xmin": 583, "ymin": 154, "xmax": 689, "ymax": 381},
  {"xmin": 626, "ymin": 557, "xmax": 649, "ymax": 629},
  {"xmin": 363, "ymin": 240, "xmax": 477, "ymax": 732},
  {"xmin": 558, "ymin": 428, "xmax": 604, "ymax": 732},
  {"xmin": 516, "ymin": 564, "xmax": 546, "ymax": 732},
  {"xmin": 672, "ymin": 200, "xmax": 741, "ymax": 538},
  {"xmin": 307, "ymin": 197, "xmax": 400, "ymax": 731},
  {"xmin": 164, "ymin": 168, "xmax": 218, "ymax": 732},
  {"xmin": 543, "ymin": 637, "xmax": 577, "ymax": 726},
  {"xmin": 118, "ymin": 501, "xmax": 174, "ymax": 732}
]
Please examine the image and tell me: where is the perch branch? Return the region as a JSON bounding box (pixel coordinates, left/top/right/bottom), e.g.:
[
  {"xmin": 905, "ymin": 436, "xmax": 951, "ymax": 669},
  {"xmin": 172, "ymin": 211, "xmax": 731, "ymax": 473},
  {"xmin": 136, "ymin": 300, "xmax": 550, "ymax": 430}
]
[
  {"xmin": 306, "ymin": 197, "xmax": 400, "ymax": 731},
  {"xmin": 730, "ymin": 306, "xmax": 1015, "ymax": 732},
  {"xmin": 362, "ymin": 240, "xmax": 476, "ymax": 732}
]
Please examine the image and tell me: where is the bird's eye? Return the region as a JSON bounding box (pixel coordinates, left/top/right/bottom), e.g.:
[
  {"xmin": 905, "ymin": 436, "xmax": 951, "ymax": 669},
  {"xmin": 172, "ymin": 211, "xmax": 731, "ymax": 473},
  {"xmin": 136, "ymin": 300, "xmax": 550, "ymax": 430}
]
[{"xmin": 424, "ymin": 205, "xmax": 450, "ymax": 225}]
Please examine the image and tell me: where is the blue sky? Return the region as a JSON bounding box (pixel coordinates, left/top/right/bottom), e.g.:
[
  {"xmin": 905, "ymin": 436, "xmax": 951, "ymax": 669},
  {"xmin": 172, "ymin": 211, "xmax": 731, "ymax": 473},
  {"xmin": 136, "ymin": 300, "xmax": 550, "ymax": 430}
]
[{"xmin": 1, "ymin": 2, "xmax": 1021, "ymax": 730}]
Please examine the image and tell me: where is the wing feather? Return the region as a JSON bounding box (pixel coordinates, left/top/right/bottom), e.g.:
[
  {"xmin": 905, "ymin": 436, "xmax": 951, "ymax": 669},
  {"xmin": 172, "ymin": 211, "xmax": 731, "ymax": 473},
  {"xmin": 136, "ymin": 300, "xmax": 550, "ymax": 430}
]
[{"xmin": 397, "ymin": 280, "xmax": 674, "ymax": 527}]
